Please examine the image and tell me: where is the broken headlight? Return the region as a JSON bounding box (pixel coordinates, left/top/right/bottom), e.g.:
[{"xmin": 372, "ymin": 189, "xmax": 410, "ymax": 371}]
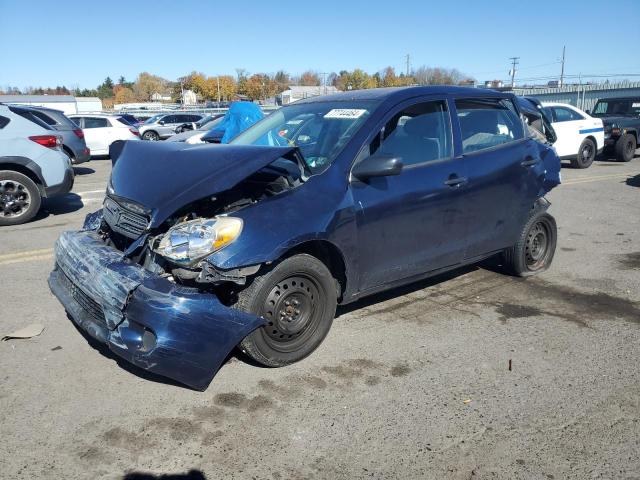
[{"xmin": 155, "ymin": 216, "xmax": 243, "ymax": 265}]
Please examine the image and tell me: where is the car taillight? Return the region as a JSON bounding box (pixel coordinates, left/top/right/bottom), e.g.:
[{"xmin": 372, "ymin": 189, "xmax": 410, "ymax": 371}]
[
  {"xmin": 29, "ymin": 135, "xmax": 62, "ymax": 148},
  {"xmin": 130, "ymin": 128, "xmax": 140, "ymax": 137},
  {"xmin": 73, "ymin": 128, "xmax": 84, "ymax": 139}
]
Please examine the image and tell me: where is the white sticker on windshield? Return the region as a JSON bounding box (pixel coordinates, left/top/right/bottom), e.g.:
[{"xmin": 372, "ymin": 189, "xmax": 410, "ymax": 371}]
[
  {"xmin": 324, "ymin": 109, "xmax": 367, "ymax": 119},
  {"xmin": 632, "ymin": 103, "xmax": 640, "ymax": 108}
]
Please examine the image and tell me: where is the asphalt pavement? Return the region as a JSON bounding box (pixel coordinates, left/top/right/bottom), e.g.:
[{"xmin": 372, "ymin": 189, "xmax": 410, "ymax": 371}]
[{"xmin": 1, "ymin": 155, "xmax": 639, "ymax": 479}]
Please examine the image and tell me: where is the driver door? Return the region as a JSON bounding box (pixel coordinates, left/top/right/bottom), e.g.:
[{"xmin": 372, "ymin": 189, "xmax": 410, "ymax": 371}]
[{"xmin": 350, "ymin": 98, "xmax": 469, "ymax": 292}]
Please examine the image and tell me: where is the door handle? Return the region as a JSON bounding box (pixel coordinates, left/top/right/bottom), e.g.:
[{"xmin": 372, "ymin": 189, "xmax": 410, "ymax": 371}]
[
  {"xmin": 444, "ymin": 176, "xmax": 468, "ymax": 187},
  {"xmin": 521, "ymin": 156, "xmax": 539, "ymax": 167}
]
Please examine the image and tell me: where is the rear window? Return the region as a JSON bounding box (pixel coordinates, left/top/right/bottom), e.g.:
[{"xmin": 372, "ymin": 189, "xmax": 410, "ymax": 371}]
[
  {"xmin": 456, "ymin": 98, "xmax": 524, "ymax": 154},
  {"xmin": 8, "ymin": 107, "xmax": 53, "ymax": 130},
  {"xmin": 116, "ymin": 117, "xmax": 132, "ymax": 126},
  {"xmin": 30, "ymin": 110, "xmax": 57, "ymax": 126}
]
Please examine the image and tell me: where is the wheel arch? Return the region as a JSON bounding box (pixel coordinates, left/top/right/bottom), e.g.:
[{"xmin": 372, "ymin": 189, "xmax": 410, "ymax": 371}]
[
  {"xmin": 281, "ymin": 239, "xmax": 348, "ymax": 301},
  {"xmin": 0, "ymin": 157, "xmax": 46, "ymax": 194}
]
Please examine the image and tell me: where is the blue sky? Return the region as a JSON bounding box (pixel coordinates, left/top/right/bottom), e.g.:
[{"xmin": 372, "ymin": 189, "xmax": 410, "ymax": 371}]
[{"xmin": 1, "ymin": 0, "xmax": 638, "ymax": 89}]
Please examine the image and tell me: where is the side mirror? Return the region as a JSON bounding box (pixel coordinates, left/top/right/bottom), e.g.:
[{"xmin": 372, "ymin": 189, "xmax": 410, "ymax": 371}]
[
  {"xmin": 352, "ymin": 154, "xmax": 403, "ymax": 180},
  {"xmin": 158, "ymin": 120, "xmax": 165, "ymax": 125},
  {"xmin": 585, "ymin": 109, "xmax": 591, "ymax": 115}
]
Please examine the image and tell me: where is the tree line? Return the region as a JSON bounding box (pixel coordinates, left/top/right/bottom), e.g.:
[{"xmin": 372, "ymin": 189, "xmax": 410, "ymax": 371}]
[{"xmin": 1, "ymin": 66, "xmax": 474, "ymax": 104}]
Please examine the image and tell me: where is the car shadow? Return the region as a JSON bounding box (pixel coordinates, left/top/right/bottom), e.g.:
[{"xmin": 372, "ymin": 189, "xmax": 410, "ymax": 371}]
[
  {"xmin": 122, "ymin": 470, "xmax": 207, "ymax": 480},
  {"xmin": 335, "ymin": 262, "xmax": 495, "ymax": 317},
  {"xmin": 73, "ymin": 166, "xmax": 95, "ymax": 175},
  {"xmin": 33, "ymin": 193, "xmax": 84, "ymax": 221},
  {"xmin": 626, "ymin": 174, "xmax": 640, "ymax": 187}
]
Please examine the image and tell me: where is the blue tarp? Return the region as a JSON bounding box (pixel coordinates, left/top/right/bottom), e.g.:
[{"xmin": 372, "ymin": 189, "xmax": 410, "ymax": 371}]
[{"xmin": 202, "ymin": 101, "xmax": 264, "ymax": 144}]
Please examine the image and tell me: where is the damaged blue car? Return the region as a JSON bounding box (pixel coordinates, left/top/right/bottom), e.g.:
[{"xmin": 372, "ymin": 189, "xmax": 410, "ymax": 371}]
[{"xmin": 48, "ymin": 86, "xmax": 561, "ymax": 390}]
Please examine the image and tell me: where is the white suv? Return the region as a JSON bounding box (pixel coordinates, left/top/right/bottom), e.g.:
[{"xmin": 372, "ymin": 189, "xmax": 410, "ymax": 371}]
[
  {"xmin": 0, "ymin": 104, "xmax": 74, "ymax": 225},
  {"xmin": 69, "ymin": 114, "xmax": 140, "ymax": 156}
]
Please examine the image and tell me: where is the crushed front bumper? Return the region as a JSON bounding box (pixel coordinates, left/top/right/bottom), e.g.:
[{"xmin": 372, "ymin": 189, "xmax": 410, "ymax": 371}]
[{"xmin": 48, "ymin": 231, "xmax": 264, "ymax": 390}]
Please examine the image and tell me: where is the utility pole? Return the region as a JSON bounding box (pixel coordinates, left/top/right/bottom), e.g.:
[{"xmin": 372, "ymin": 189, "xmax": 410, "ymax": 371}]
[
  {"xmin": 318, "ymin": 72, "xmax": 329, "ymax": 95},
  {"xmin": 216, "ymin": 76, "xmax": 221, "ymax": 103},
  {"xmin": 559, "ymin": 46, "xmax": 566, "ymax": 87},
  {"xmin": 509, "ymin": 57, "xmax": 519, "ymax": 88},
  {"xmin": 405, "ymin": 54, "xmax": 411, "ymax": 77}
]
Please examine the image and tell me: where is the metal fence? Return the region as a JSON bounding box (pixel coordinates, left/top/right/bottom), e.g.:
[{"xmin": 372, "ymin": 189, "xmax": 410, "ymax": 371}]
[
  {"xmin": 513, "ymin": 81, "xmax": 640, "ymax": 112},
  {"xmin": 106, "ymin": 105, "xmax": 280, "ymax": 117}
]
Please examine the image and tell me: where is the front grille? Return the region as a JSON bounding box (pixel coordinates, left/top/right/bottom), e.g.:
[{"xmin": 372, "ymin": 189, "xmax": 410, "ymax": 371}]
[
  {"xmin": 103, "ymin": 196, "xmax": 149, "ymax": 239},
  {"xmin": 57, "ymin": 265, "xmax": 106, "ymax": 326}
]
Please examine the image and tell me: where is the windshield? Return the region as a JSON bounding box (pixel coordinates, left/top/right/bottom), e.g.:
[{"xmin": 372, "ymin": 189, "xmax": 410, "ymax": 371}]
[
  {"xmin": 593, "ymin": 99, "xmax": 640, "ymax": 117},
  {"xmin": 230, "ymin": 100, "xmax": 378, "ymax": 173},
  {"xmin": 144, "ymin": 114, "xmax": 163, "ymax": 124}
]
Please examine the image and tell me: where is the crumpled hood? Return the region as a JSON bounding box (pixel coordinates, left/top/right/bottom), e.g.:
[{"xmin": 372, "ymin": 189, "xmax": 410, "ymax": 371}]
[{"xmin": 109, "ymin": 141, "xmax": 296, "ymax": 227}]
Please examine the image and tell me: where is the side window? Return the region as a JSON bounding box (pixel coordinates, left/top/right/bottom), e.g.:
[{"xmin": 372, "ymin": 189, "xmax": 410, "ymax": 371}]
[
  {"xmin": 456, "ymin": 98, "xmax": 524, "ymax": 154},
  {"xmin": 162, "ymin": 115, "xmax": 176, "ymax": 124},
  {"xmin": 552, "ymin": 107, "xmax": 584, "ymax": 122},
  {"xmin": 0, "ymin": 115, "xmax": 10, "ymax": 129},
  {"xmin": 188, "ymin": 115, "xmax": 201, "ymax": 122},
  {"xmin": 31, "ymin": 111, "xmax": 57, "ymax": 126},
  {"xmin": 84, "ymin": 117, "xmax": 108, "ymax": 128},
  {"xmin": 369, "ymin": 100, "xmax": 452, "ymax": 166},
  {"xmin": 71, "ymin": 117, "xmax": 83, "ymax": 127}
]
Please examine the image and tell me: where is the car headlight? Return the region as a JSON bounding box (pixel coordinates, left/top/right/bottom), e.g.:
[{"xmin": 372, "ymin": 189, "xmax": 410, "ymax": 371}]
[{"xmin": 155, "ymin": 217, "xmax": 243, "ymax": 265}]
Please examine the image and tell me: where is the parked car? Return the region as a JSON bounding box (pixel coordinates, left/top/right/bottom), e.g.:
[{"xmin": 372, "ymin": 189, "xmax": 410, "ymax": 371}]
[
  {"xmin": 68, "ymin": 114, "xmax": 140, "ymax": 156},
  {"xmin": 48, "ymin": 86, "xmax": 561, "ymax": 390},
  {"xmin": 0, "ymin": 104, "xmax": 74, "ymax": 225},
  {"xmin": 166, "ymin": 115, "xmax": 225, "ymax": 143},
  {"xmin": 589, "ymin": 97, "xmax": 639, "ymax": 162},
  {"xmin": 138, "ymin": 113, "xmax": 205, "ymax": 141},
  {"xmin": 541, "ymin": 102, "xmax": 604, "ymax": 168},
  {"xmin": 9, "ymin": 105, "xmax": 91, "ymax": 164},
  {"xmin": 117, "ymin": 113, "xmax": 143, "ymax": 128}
]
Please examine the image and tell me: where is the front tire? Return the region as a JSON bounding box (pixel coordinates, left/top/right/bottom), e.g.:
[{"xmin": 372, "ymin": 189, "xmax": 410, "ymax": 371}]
[
  {"xmin": 0, "ymin": 171, "xmax": 41, "ymax": 226},
  {"xmin": 234, "ymin": 254, "xmax": 337, "ymax": 367},
  {"xmin": 503, "ymin": 211, "xmax": 557, "ymax": 277},
  {"xmin": 615, "ymin": 133, "xmax": 636, "ymax": 162},
  {"xmin": 142, "ymin": 130, "xmax": 160, "ymax": 141},
  {"xmin": 571, "ymin": 138, "xmax": 595, "ymax": 168}
]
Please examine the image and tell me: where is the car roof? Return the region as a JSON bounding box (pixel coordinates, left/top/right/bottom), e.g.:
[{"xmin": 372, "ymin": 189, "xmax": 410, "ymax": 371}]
[
  {"xmin": 595, "ymin": 96, "xmax": 640, "ymax": 102},
  {"xmin": 69, "ymin": 113, "xmax": 121, "ymax": 118},
  {"xmin": 294, "ymin": 86, "xmax": 509, "ymax": 105}
]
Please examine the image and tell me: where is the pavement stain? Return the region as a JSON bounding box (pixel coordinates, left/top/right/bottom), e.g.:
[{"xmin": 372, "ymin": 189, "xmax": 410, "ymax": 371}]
[
  {"xmin": 482, "ymin": 278, "xmax": 640, "ymax": 328},
  {"xmin": 617, "ymin": 252, "xmax": 640, "ymax": 270},
  {"xmin": 390, "ymin": 364, "xmax": 412, "ymax": 377}
]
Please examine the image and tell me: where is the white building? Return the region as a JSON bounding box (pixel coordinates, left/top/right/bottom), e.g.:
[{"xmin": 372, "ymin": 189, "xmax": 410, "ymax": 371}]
[
  {"xmin": 0, "ymin": 95, "xmax": 102, "ymax": 114},
  {"xmin": 151, "ymin": 92, "xmax": 172, "ymax": 102},
  {"xmin": 181, "ymin": 89, "xmax": 197, "ymax": 105},
  {"xmin": 279, "ymin": 86, "xmax": 339, "ymax": 105}
]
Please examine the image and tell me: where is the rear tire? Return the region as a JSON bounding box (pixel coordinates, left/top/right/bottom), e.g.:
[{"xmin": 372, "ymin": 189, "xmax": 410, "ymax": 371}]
[
  {"xmin": 615, "ymin": 133, "xmax": 636, "ymax": 162},
  {"xmin": 142, "ymin": 130, "xmax": 160, "ymax": 141},
  {"xmin": 502, "ymin": 211, "xmax": 557, "ymax": 277},
  {"xmin": 234, "ymin": 254, "xmax": 337, "ymax": 367},
  {"xmin": 571, "ymin": 138, "xmax": 595, "ymax": 168},
  {"xmin": 0, "ymin": 171, "xmax": 41, "ymax": 226}
]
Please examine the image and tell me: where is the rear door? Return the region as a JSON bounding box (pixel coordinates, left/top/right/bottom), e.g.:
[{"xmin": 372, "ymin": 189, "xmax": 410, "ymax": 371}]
[
  {"xmin": 545, "ymin": 105, "xmax": 585, "ymax": 157},
  {"xmin": 351, "ymin": 97, "xmax": 468, "ymax": 291},
  {"xmin": 455, "ymin": 96, "xmax": 541, "ymax": 259},
  {"xmin": 82, "ymin": 117, "xmax": 110, "ymax": 153}
]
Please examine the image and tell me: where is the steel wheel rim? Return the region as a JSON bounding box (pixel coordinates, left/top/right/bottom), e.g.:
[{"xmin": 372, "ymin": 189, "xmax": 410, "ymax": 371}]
[
  {"xmin": 260, "ymin": 275, "xmax": 324, "ymax": 353},
  {"xmin": 525, "ymin": 221, "xmax": 550, "ymax": 270},
  {"xmin": 0, "ymin": 180, "xmax": 31, "ymax": 218},
  {"xmin": 582, "ymin": 142, "xmax": 594, "ymax": 161}
]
